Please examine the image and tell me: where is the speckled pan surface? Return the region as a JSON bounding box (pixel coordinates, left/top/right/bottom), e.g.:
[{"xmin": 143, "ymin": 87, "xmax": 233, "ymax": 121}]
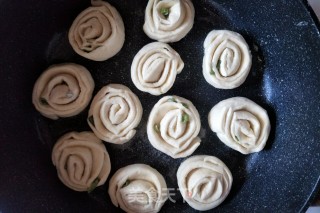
[{"xmin": 0, "ymin": 0, "xmax": 319, "ymax": 212}]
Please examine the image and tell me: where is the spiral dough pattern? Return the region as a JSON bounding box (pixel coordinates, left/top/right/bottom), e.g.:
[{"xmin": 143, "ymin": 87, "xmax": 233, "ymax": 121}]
[
  {"xmin": 69, "ymin": 0, "xmax": 125, "ymax": 61},
  {"xmin": 88, "ymin": 84, "xmax": 143, "ymax": 144},
  {"xmin": 208, "ymin": 97, "xmax": 271, "ymax": 154},
  {"xmin": 177, "ymin": 155, "xmax": 232, "ymax": 211},
  {"xmin": 147, "ymin": 95, "xmax": 201, "ymax": 158},
  {"xmin": 131, "ymin": 42, "xmax": 184, "ymax": 95},
  {"xmin": 52, "ymin": 131, "xmax": 111, "ymax": 192},
  {"xmin": 108, "ymin": 164, "xmax": 168, "ymax": 213},
  {"xmin": 143, "ymin": 0, "xmax": 195, "ymax": 42},
  {"xmin": 32, "ymin": 63, "xmax": 94, "ymax": 120},
  {"xmin": 203, "ymin": 30, "xmax": 252, "ymax": 89}
]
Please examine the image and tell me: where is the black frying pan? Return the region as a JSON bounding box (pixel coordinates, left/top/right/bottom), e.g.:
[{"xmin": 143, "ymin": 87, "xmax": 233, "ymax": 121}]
[{"xmin": 0, "ymin": 0, "xmax": 319, "ymax": 212}]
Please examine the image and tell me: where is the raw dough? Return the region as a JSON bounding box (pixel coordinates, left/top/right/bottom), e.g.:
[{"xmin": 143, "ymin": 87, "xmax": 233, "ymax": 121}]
[
  {"xmin": 177, "ymin": 155, "xmax": 232, "ymax": 211},
  {"xmin": 147, "ymin": 95, "xmax": 201, "ymax": 158},
  {"xmin": 52, "ymin": 131, "xmax": 111, "ymax": 192},
  {"xmin": 208, "ymin": 97, "xmax": 271, "ymax": 154},
  {"xmin": 108, "ymin": 164, "xmax": 168, "ymax": 213},
  {"xmin": 88, "ymin": 84, "xmax": 143, "ymax": 144},
  {"xmin": 69, "ymin": 0, "xmax": 125, "ymax": 61},
  {"xmin": 203, "ymin": 30, "xmax": 252, "ymax": 89},
  {"xmin": 131, "ymin": 42, "xmax": 184, "ymax": 95},
  {"xmin": 32, "ymin": 63, "xmax": 94, "ymax": 120},
  {"xmin": 143, "ymin": 0, "xmax": 195, "ymax": 42}
]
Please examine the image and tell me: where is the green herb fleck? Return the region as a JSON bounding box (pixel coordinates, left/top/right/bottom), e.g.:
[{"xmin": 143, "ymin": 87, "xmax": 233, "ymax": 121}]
[
  {"xmin": 121, "ymin": 180, "xmax": 131, "ymax": 188},
  {"xmin": 88, "ymin": 115, "xmax": 95, "ymax": 127},
  {"xmin": 235, "ymin": 136, "xmax": 239, "ymax": 141},
  {"xmin": 40, "ymin": 97, "xmax": 49, "ymax": 105},
  {"xmin": 160, "ymin": 8, "xmax": 170, "ymax": 18},
  {"xmin": 182, "ymin": 103, "xmax": 189, "ymax": 109},
  {"xmin": 168, "ymin": 97, "xmax": 177, "ymax": 103},
  {"xmin": 164, "ymin": 47, "xmax": 169, "ymax": 51},
  {"xmin": 210, "ymin": 69, "xmax": 215, "ymax": 76},
  {"xmin": 216, "ymin": 60, "xmax": 221, "ymax": 72},
  {"xmin": 87, "ymin": 177, "xmax": 100, "ymax": 193},
  {"xmin": 182, "ymin": 113, "xmax": 189, "ymax": 123},
  {"xmin": 154, "ymin": 124, "xmax": 160, "ymax": 133}
]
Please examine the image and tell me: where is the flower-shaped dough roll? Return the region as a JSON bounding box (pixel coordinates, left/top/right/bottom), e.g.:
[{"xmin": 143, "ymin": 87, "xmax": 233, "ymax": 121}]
[
  {"xmin": 131, "ymin": 42, "xmax": 184, "ymax": 95},
  {"xmin": 52, "ymin": 131, "xmax": 111, "ymax": 192},
  {"xmin": 209, "ymin": 97, "xmax": 271, "ymax": 154},
  {"xmin": 147, "ymin": 96, "xmax": 201, "ymax": 158},
  {"xmin": 69, "ymin": 0, "xmax": 125, "ymax": 61},
  {"xmin": 108, "ymin": 164, "xmax": 168, "ymax": 213},
  {"xmin": 32, "ymin": 63, "xmax": 94, "ymax": 120},
  {"xmin": 177, "ymin": 155, "xmax": 232, "ymax": 211},
  {"xmin": 88, "ymin": 84, "xmax": 143, "ymax": 144},
  {"xmin": 143, "ymin": 0, "xmax": 195, "ymax": 42},
  {"xmin": 203, "ymin": 30, "xmax": 252, "ymax": 89}
]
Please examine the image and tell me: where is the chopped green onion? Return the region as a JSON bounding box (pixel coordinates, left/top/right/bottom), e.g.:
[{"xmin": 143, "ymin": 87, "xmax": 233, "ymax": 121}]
[
  {"xmin": 182, "ymin": 103, "xmax": 189, "ymax": 109},
  {"xmin": 182, "ymin": 113, "xmax": 189, "ymax": 123},
  {"xmin": 168, "ymin": 97, "xmax": 177, "ymax": 103},
  {"xmin": 40, "ymin": 97, "xmax": 49, "ymax": 105},
  {"xmin": 235, "ymin": 136, "xmax": 239, "ymax": 141},
  {"xmin": 160, "ymin": 8, "xmax": 170, "ymax": 18},
  {"xmin": 216, "ymin": 59, "xmax": 221, "ymax": 72},
  {"xmin": 88, "ymin": 177, "xmax": 100, "ymax": 193},
  {"xmin": 154, "ymin": 124, "xmax": 160, "ymax": 133},
  {"xmin": 88, "ymin": 116, "xmax": 95, "ymax": 127},
  {"xmin": 210, "ymin": 69, "xmax": 215, "ymax": 76},
  {"xmin": 121, "ymin": 180, "xmax": 131, "ymax": 188}
]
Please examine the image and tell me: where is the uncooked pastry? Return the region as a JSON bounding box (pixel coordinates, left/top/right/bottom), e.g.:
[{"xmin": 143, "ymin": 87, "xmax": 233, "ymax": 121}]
[
  {"xmin": 88, "ymin": 84, "xmax": 143, "ymax": 144},
  {"xmin": 177, "ymin": 155, "xmax": 232, "ymax": 211},
  {"xmin": 108, "ymin": 164, "xmax": 168, "ymax": 213},
  {"xmin": 32, "ymin": 63, "xmax": 94, "ymax": 120},
  {"xmin": 69, "ymin": 0, "xmax": 125, "ymax": 61},
  {"xmin": 203, "ymin": 30, "xmax": 252, "ymax": 89},
  {"xmin": 52, "ymin": 131, "xmax": 111, "ymax": 192},
  {"xmin": 143, "ymin": 0, "xmax": 195, "ymax": 42},
  {"xmin": 131, "ymin": 42, "xmax": 184, "ymax": 95},
  {"xmin": 147, "ymin": 95, "xmax": 201, "ymax": 158},
  {"xmin": 208, "ymin": 97, "xmax": 271, "ymax": 154}
]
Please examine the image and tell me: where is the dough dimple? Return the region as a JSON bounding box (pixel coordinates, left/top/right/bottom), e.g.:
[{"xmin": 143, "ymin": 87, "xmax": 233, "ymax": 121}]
[
  {"xmin": 32, "ymin": 63, "xmax": 94, "ymax": 120},
  {"xmin": 52, "ymin": 131, "xmax": 111, "ymax": 192},
  {"xmin": 203, "ymin": 30, "xmax": 252, "ymax": 89},
  {"xmin": 88, "ymin": 84, "xmax": 143, "ymax": 144},
  {"xmin": 208, "ymin": 97, "xmax": 271, "ymax": 154},
  {"xmin": 143, "ymin": 0, "xmax": 195, "ymax": 42},
  {"xmin": 177, "ymin": 155, "xmax": 232, "ymax": 211},
  {"xmin": 108, "ymin": 164, "xmax": 168, "ymax": 213},
  {"xmin": 147, "ymin": 95, "xmax": 201, "ymax": 158},
  {"xmin": 131, "ymin": 42, "xmax": 184, "ymax": 95},
  {"xmin": 69, "ymin": 0, "xmax": 125, "ymax": 61}
]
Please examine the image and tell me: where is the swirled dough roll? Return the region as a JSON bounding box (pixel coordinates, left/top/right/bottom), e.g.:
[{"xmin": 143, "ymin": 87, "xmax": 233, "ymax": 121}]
[
  {"xmin": 131, "ymin": 42, "xmax": 184, "ymax": 95},
  {"xmin": 52, "ymin": 131, "xmax": 111, "ymax": 192},
  {"xmin": 143, "ymin": 0, "xmax": 195, "ymax": 42},
  {"xmin": 88, "ymin": 84, "xmax": 143, "ymax": 144},
  {"xmin": 208, "ymin": 97, "xmax": 271, "ymax": 154},
  {"xmin": 69, "ymin": 0, "xmax": 125, "ymax": 61},
  {"xmin": 32, "ymin": 63, "xmax": 94, "ymax": 120},
  {"xmin": 147, "ymin": 95, "xmax": 201, "ymax": 158},
  {"xmin": 177, "ymin": 155, "xmax": 232, "ymax": 211},
  {"xmin": 203, "ymin": 30, "xmax": 252, "ymax": 89},
  {"xmin": 108, "ymin": 164, "xmax": 168, "ymax": 213}
]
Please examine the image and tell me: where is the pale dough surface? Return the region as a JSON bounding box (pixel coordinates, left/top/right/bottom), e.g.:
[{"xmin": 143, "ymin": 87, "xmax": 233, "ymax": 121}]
[
  {"xmin": 177, "ymin": 155, "xmax": 232, "ymax": 211},
  {"xmin": 108, "ymin": 164, "xmax": 168, "ymax": 213},
  {"xmin": 143, "ymin": 0, "xmax": 195, "ymax": 42},
  {"xmin": 208, "ymin": 97, "xmax": 271, "ymax": 154},
  {"xmin": 203, "ymin": 30, "xmax": 252, "ymax": 89},
  {"xmin": 32, "ymin": 63, "xmax": 94, "ymax": 120},
  {"xmin": 69, "ymin": 0, "xmax": 125, "ymax": 61},
  {"xmin": 131, "ymin": 42, "xmax": 184, "ymax": 95},
  {"xmin": 147, "ymin": 95, "xmax": 201, "ymax": 158},
  {"xmin": 88, "ymin": 84, "xmax": 143, "ymax": 144},
  {"xmin": 52, "ymin": 131, "xmax": 111, "ymax": 191}
]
